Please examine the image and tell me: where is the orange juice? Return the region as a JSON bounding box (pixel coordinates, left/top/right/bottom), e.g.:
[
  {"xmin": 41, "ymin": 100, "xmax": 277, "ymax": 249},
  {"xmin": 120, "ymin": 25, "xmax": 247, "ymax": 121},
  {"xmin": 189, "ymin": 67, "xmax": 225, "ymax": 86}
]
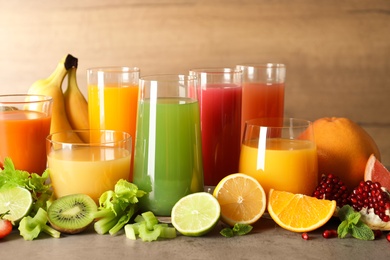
[
  {"xmin": 88, "ymin": 83, "xmax": 138, "ymax": 180},
  {"xmin": 47, "ymin": 146, "xmax": 131, "ymax": 202},
  {"xmin": 239, "ymin": 138, "xmax": 318, "ymax": 197},
  {"xmin": 0, "ymin": 110, "xmax": 51, "ymax": 174}
]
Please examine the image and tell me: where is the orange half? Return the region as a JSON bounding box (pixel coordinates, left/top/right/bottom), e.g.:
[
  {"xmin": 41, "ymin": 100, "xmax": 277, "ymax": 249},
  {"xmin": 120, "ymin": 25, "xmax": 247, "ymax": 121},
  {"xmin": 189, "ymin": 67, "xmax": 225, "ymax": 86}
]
[
  {"xmin": 268, "ymin": 189, "xmax": 336, "ymax": 232},
  {"xmin": 213, "ymin": 173, "xmax": 266, "ymax": 226}
]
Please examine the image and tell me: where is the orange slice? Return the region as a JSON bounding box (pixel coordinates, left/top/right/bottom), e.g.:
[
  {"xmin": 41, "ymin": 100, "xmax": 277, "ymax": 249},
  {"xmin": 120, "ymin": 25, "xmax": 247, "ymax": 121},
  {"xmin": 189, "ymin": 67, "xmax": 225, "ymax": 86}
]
[
  {"xmin": 213, "ymin": 173, "xmax": 266, "ymax": 226},
  {"xmin": 268, "ymin": 189, "xmax": 336, "ymax": 232}
]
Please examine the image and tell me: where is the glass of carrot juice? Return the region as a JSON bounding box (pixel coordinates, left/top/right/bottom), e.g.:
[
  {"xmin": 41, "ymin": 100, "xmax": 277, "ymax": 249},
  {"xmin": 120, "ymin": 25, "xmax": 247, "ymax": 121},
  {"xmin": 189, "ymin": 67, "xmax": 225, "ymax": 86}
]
[
  {"xmin": 239, "ymin": 118, "xmax": 318, "ymax": 198},
  {"xmin": 236, "ymin": 63, "xmax": 286, "ymax": 139},
  {"xmin": 46, "ymin": 129, "xmax": 132, "ymax": 203},
  {"xmin": 87, "ymin": 67, "xmax": 140, "ymax": 181},
  {"xmin": 0, "ymin": 94, "xmax": 52, "ymax": 174}
]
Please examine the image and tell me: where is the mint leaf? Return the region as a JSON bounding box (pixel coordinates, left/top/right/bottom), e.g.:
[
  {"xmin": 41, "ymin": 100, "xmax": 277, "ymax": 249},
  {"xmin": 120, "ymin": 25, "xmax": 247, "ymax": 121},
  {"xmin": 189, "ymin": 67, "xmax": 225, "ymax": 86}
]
[
  {"xmin": 337, "ymin": 220, "xmax": 349, "ymax": 238},
  {"xmin": 220, "ymin": 223, "xmax": 253, "ymax": 238},
  {"xmin": 337, "ymin": 205, "xmax": 374, "ymax": 241},
  {"xmin": 220, "ymin": 227, "xmax": 234, "ymax": 237},
  {"xmin": 350, "ymin": 221, "xmax": 374, "ymax": 240},
  {"xmin": 233, "ymin": 223, "xmax": 253, "ymax": 236},
  {"xmin": 347, "ymin": 212, "xmax": 361, "ymax": 225}
]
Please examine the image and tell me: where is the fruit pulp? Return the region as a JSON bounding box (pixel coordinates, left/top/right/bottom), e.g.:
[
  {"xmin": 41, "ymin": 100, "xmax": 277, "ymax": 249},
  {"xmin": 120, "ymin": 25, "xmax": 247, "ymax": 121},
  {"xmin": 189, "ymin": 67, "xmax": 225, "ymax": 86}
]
[
  {"xmin": 198, "ymin": 84, "xmax": 242, "ymax": 186},
  {"xmin": 88, "ymin": 83, "xmax": 139, "ymax": 181},
  {"xmin": 47, "ymin": 146, "xmax": 131, "ymax": 202},
  {"xmin": 241, "ymin": 82, "xmax": 285, "ymax": 138},
  {"xmin": 0, "ymin": 110, "xmax": 51, "ymax": 174},
  {"xmin": 239, "ymin": 138, "xmax": 318, "ymax": 197},
  {"xmin": 133, "ymin": 98, "xmax": 204, "ymax": 216}
]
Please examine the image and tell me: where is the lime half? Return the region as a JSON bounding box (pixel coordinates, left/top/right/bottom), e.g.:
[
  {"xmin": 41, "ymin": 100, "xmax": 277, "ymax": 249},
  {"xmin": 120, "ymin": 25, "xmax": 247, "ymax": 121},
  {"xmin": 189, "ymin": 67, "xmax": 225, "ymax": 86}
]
[
  {"xmin": 171, "ymin": 192, "xmax": 221, "ymax": 236},
  {"xmin": 0, "ymin": 186, "xmax": 33, "ymax": 223}
]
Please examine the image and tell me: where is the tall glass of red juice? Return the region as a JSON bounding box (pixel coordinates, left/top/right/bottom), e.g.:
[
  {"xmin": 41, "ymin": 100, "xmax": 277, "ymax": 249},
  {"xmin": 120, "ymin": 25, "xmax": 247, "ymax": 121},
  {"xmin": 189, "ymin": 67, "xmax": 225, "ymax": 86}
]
[
  {"xmin": 0, "ymin": 94, "xmax": 52, "ymax": 174},
  {"xmin": 189, "ymin": 68, "xmax": 242, "ymax": 188},
  {"xmin": 236, "ymin": 63, "xmax": 286, "ymax": 138}
]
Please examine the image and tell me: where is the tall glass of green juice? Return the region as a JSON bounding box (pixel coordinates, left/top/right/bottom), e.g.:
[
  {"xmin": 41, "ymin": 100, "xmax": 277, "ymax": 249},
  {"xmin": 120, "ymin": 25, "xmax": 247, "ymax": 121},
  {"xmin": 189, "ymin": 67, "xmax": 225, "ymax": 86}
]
[{"xmin": 133, "ymin": 75, "xmax": 204, "ymax": 216}]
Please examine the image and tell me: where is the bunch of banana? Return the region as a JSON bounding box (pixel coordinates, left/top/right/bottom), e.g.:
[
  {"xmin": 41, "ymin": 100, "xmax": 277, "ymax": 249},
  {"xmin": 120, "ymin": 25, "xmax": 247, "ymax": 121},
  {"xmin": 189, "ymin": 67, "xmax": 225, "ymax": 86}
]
[
  {"xmin": 63, "ymin": 65, "xmax": 89, "ymax": 131},
  {"xmin": 27, "ymin": 54, "xmax": 89, "ymax": 143}
]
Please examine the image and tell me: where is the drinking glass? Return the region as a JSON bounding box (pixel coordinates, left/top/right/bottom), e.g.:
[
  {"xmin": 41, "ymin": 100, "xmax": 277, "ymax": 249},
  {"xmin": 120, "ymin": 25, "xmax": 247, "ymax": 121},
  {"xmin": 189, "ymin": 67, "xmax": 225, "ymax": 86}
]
[
  {"xmin": 239, "ymin": 118, "xmax": 318, "ymax": 198},
  {"xmin": 132, "ymin": 74, "xmax": 204, "ymax": 216},
  {"xmin": 189, "ymin": 68, "xmax": 242, "ymax": 188},
  {"xmin": 236, "ymin": 63, "xmax": 286, "ymax": 138},
  {"xmin": 0, "ymin": 94, "xmax": 52, "ymax": 174},
  {"xmin": 46, "ymin": 129, "xmax": 132, "ymax": 203},
  {"xmin": 87, "ymin": 66, "xmax": 140, "ymax": 181}
]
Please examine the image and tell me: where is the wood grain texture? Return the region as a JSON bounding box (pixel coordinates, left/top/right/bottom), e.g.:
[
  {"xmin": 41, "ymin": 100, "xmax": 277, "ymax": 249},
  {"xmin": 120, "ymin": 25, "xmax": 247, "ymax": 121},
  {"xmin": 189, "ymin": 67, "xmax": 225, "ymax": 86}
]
[{"xmin": 0, "ymin": 0, "xmax": 389, "ymax": 166}]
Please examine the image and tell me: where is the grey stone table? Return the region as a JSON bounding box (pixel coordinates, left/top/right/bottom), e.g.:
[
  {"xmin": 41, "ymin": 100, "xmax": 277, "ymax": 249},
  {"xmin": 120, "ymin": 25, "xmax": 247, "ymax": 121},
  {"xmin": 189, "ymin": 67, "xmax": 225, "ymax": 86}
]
[{"xmin": 1, "ymin": 217, "xmax": 389, "ymax": 260}]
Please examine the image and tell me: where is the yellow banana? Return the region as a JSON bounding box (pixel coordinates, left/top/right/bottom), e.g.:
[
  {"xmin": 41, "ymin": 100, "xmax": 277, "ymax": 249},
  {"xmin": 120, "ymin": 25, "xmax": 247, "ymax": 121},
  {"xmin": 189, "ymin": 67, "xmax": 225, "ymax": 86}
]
[
  {"xmin": 27, "ymin": 54, "xmax": 82, "ymax": 143},
  {"xmin": 63, "ymin": 66, "xmax": 89, "ymax": 131}
]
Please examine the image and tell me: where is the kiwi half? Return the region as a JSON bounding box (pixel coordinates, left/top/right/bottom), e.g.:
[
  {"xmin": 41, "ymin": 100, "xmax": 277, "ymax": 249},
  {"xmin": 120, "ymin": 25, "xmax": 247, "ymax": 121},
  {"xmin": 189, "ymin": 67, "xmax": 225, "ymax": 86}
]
[{"xmin": 47, "ymin": 193, "xmax": 97, "ymax": 234}]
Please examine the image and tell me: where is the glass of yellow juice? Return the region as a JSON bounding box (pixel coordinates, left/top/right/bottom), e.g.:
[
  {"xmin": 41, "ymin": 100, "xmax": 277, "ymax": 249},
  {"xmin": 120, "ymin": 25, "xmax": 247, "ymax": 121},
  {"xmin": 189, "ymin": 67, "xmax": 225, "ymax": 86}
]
[
  {"xmin": 239, "ymin": 118, "xmax": 318, "ymax": 198},
  {"xmin": 87, "ymin": 67, "xmax": 140, "ymax": 181},
  {"xmin": 46, "ymin": 129, "xmax": 132, "ymax": 203}
]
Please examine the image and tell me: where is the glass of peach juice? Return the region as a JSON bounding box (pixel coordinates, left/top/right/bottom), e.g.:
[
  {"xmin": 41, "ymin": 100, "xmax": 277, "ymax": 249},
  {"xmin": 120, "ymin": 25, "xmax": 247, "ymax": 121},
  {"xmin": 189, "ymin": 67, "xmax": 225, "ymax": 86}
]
[
  {"xmin": 0, "ymin": 94, "xmax": 52, "ymax": 174},
  {"xmin": 46, "ymin": 129, "xmax": 132, "ymax": 203},
  {"xmin": 239, "ymin": 118, "xmax": 318, "ymax": 198}
]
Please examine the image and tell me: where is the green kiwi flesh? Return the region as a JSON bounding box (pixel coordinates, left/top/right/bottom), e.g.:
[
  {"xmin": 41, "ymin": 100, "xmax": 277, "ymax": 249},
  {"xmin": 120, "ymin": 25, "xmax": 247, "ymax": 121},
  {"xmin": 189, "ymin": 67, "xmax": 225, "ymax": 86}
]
[{"xmin": 47, "ymin": 193, "xmax": 97, "ymax": 234}]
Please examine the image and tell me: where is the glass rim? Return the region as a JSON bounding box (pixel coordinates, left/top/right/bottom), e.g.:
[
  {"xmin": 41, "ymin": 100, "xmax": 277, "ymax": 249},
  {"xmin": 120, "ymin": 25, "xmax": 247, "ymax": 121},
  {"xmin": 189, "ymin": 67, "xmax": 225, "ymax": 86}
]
[
  {"xmin": 236, "ymin": 63, "xmax": 286, "ymax": 69},
  {"xmin": 46, "ymin": 129, "xmax": 132, "ymax": 145},
  {"xmin": 86, "ymin": 66, "xmax": 140, "ymax": 73},
  {"xmin": 140, "ymin": 74, "xmax": 196, "ymax": 82},
  {"xmin": 0, "ymin": 94, "xmax": 53, "ymax": 104},
  {"xmin": 245, "ymin": 117, "xmax": 312, "ymax": 128},
  {"xmin": 189, "ymin": 67, "xmax": 242, "ymax": 75}
]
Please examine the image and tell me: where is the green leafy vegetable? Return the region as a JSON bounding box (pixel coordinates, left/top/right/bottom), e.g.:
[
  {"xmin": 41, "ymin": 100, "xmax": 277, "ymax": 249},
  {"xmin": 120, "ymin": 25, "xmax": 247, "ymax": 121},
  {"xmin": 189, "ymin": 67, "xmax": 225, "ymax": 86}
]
[
  {"xmin": 220, "ymin": 223, "xmax": 253, "ymax": 238},
  {"xmin": 18, "ymin": 208, "xmax": 60, "ymax": 240},
  {"xmin": 337, "ymin": 205, "xmax": 374, "ymax": 240},
  {"xmin": 92, "ymin": 179, "xmax": 147, "ymax": 235},
  {"xmin": 0, "ymin": 157, "xmax": 52, "ymax": 214}
]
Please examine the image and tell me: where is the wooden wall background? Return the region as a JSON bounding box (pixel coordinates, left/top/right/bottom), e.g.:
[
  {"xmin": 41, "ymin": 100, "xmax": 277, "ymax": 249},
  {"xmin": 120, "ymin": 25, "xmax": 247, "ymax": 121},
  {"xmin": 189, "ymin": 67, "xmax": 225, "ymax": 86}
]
[{"xmin": 1, "ymin": 0, "xmax": 389, "ymax": 166}]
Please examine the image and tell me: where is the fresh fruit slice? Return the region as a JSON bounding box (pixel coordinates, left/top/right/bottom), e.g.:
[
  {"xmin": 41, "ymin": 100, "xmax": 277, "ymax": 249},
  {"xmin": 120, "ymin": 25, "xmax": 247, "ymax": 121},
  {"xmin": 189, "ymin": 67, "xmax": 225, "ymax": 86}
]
[
  {"xmin": 268, "ymin": 189, "xmax": 336, "ymax": 232},
  {"xmin": 364, "ymin": 154, "xmax": 390, "ymax": 191},
  {"xmin": 213, "ymin": 173, "xmax": 266, "ymax": 226},
  {"xmin": 47, "ymin": 193, "xmax": 97, "ymax": 234},
  {"xmin": 0, "ymin": 186, "xmax": 33, "ymax": 223},
  {"xmin": 171, "ymin": 192, "xmax": 220, "ymax": 236}
]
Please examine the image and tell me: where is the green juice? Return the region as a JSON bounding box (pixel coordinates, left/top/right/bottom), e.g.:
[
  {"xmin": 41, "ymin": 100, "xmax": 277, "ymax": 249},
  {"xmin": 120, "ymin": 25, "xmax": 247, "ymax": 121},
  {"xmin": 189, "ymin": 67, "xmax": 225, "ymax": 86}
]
[{"xmin": 133, "ymin": 97, "xmax": 204, "ymax": 216}]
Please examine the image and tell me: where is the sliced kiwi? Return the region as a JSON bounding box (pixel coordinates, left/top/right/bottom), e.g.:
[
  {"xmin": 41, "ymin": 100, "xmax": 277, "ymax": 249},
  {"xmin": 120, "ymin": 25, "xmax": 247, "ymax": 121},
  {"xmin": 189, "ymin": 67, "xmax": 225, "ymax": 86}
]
[{"xmin": 47, "ymin": 193, "xmax": 97, "ymax": 234}]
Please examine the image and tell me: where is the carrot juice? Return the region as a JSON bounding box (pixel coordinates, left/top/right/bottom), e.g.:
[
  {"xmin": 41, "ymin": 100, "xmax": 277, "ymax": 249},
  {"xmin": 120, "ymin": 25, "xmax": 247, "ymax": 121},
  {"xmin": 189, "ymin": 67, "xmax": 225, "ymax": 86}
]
[
  {"xmin": 241, "ymin": 82, "xmax": 284, "ymax": 135},
  {"xmin": 239, "ymin": 138, "xmax": 318, "ymax": 197},
  {"xmin": 0, "ymin": 110, "xmax": 51, "ymax": 174},
  {"xmin": 47, "ymin": 146, "xmax": 131, "ymax": 202}
]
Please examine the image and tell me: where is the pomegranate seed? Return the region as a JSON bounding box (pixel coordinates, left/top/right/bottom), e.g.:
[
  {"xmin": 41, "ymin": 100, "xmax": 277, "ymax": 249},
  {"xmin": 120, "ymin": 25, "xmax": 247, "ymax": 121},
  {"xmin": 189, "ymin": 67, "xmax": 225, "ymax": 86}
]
[
  {"xmin": 312, "ymin": 174, "xmax": 350, "ymax": 208},
  {"xmin": 322, "ymin": 229, "xmax": 337, "ymax": 239},
  {"xmin": 374, "ymin": 230, "xmax": 382, "ymax": 239},
  {"xmin": 301, "ymin": 232, "xmax": 309, "ymax": 240},
  {"xmin": 348, "ymin": 180, "xmax": 390, "ymax": 222}
]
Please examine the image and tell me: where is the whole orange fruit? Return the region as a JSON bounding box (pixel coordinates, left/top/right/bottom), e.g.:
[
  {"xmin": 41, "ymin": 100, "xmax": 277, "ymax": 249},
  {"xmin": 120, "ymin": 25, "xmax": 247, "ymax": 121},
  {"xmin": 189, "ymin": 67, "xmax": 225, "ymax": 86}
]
[{"xmin": 312, "ymin": 117, "xmax": 381, "ymax": 190}]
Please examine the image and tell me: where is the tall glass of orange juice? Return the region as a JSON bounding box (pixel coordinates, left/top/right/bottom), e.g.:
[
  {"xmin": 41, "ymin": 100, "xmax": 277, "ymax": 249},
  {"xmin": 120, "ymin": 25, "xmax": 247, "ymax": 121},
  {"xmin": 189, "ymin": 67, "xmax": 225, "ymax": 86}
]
[
  {"xmin": 236, "ymin": 63, "xmax": 286, "ymax": 139},
  {"xmin": 0, "ymin": 94, "xmax": 52, "ymax": 174},
  {"xmin": 87, "ymin": 67, "xmax": 140, "ymax": 181},
  {"xmin": 239, "ymin": 118, "xmax": 318, "ymax": 198},
  {"xmin": 46, "ymin": 129, "xmax": 132, "ymax": 203}
]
